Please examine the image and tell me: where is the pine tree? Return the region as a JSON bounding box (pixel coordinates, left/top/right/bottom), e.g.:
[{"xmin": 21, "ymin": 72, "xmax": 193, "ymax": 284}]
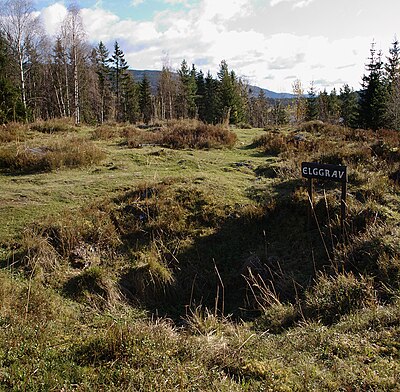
[
  {"xmin": 359, "ymin": 42, "xmax": 387, "ymax": 130},
  {"xmin": 139, "ymin": 73, "xmax": 152, "ymax": 124}
]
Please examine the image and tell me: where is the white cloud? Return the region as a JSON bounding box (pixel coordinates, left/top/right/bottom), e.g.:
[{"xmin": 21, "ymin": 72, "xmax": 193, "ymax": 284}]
[
  {"xmin": 80, "ymin": 7, "xmax": 160, "ymax": 44},
  {"xmin": 199, "ymin": 0, "xmax": 252, "ymax": 21},
  {"xmin": 39, "ymin": 2, "xmax": 67, "ymax": 36},
  {"xmin": 37, "ymin": 0, "xmax": 389, "ymax": 92},
  {"xmin": 270, "ymin": 0, "xmax": 316, "ymax": 8},
  {"xmin": 293, "ymin": 0, "xmax": 315, "ymax": 8}
]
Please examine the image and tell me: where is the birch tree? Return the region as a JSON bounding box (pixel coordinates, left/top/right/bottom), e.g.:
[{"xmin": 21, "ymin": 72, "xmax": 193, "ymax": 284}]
[
  {"xmin": 157, "ymin": 63, "xmax": 177, "ymax": 120},
  {"xmin": 61, "ymin": 3, "xmax": 86, "ymax": 124},
  {"xmin": 0, "ymin": 0, "xmax": 41, "ymax": 121}
]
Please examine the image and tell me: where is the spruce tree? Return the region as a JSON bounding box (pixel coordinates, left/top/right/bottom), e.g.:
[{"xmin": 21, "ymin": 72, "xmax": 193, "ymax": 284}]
[
  {"xmin": 139, "ymin": 73, "xmax": 152, "ymax": 124},
  {"xmin": 384, "ymin": 38, "xmax": 400, "ymax": 130},
  {"xmin": 250, "ymin": 89, "xmax": 268, "ymax": 127},
  {"xmin": 317, "ymin": 89, "xmax": 329, "ymax": 122},
  {"xmin": 305, "ymin": 82, "xmax": 318, "ymax": 121},
  {"xmin": 204, "ymin": 70, "xmax": 219, "ymax": 124},
  {"xmin": 0, "ymin": 33, "xmax": 23, "ymax": 122},
  {"xmin": 177, "ymin": 59, "xmax": 197, "ymax": 119},
  {"xmin": 217, "ymin": 60, "xmax": 246, "ymax": 125},
  {"xmin": 109, "ymin": 41, "xmax": 129, "ymax": 121},
  {"xmin": 122, "ymin": 73, "xmax": 140, "ymax": 123},
  {"xmin": 94, "ymin": 41, "xmax": 112, "ymax": 123},
  {"xmin": 339, "ymin": 84, "xmax": 359, "ymax": 128},
  {"xmin": 385, "ymin": 38, "xmax": 400, "ymax": 86},
  {"xmin": 195, "ymin": 69, "xmax": 206, "ymax": 122},
  {"xmin": 270, "ymin": 100, "xmax": 288, "ymax": 126},
  {"xmin": 359, "ymin": 42, "xmax": 387, "ymax": 130},
  {"xmin": 328, "ymin": 88, "xmax": 341, "ymax": 123}
]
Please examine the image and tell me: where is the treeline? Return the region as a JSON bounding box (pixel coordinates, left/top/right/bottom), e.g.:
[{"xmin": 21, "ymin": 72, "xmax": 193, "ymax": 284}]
[
  {"xmin": 297, "ymin": 39, "xmax": 400, "ymax": 131},
  {"xmin": 0, "ymin": 1, "xmax": 251, "ymax": 126},
  {"xmin": 1, "ymin": 0, "xmax": 400, "ymax": 131}
]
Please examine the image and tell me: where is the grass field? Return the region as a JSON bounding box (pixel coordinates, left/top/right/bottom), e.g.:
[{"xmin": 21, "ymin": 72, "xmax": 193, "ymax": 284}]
[{"xmin": 0, "ymin": 119, "xmax": 400, "ymax": 390}]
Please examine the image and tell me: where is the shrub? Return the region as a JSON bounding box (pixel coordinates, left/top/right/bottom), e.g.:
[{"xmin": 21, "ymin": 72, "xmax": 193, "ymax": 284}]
[
  {"xmin": 123, "ymin": 126, "xmax": 161, "ymax": 148},
  {"xmin": 299, "ymin": 121, "xmax": 343, "ymax": 136},
  {"xmin": 305, "ymin": 272, "xmax": 377, "ymax": 324},
  {"xmin": 299, "ymin": 120, "xmax": 326, "ymax": 133},
  {"xmin": 91, "ymin": 123, "xmax": 121, "ymax": 140},
  {"xmin": 123, "ymin": 120, "xmax": 237, "ymax": 150},
  {"xmin": 253, "ymin": 132, "xmax": 288, "ymax": 155},
  {"xmin": 160, "ymin": 121, "xmax": 237, "ymax": 149},
  {"xmin": 371, "ymin": 140, "xmax": 400, "ymax": 163}
]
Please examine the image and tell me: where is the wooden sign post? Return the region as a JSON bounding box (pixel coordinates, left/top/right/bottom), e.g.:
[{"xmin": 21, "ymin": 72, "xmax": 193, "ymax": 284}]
[{"xmin": 301, "ymin": 162, "xmax": 348, "ymax": 239}]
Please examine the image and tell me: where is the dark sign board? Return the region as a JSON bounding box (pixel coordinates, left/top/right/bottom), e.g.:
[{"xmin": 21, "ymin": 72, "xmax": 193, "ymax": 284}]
[{"xmin": 301, "ymin": 162, "xmax": 347, "ymax": 183}]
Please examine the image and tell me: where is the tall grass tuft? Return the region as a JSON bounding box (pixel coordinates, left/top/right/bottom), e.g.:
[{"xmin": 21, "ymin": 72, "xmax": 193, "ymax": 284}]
[
  {"xmin": 63, "ymin": 266, "xmax": 121, "ymax": 309},
  {"xmin": 30, "ymin": 118, "xmax": 77, "ymax": 134},
  {"xmin": 0, "ymin": 122, "xmax": 28, "ymax": 143},
  {"xmin": 305, "ymin": 272, "xmax": 377, "ymax": 324},
  {"xmin": 0, "ymin": 136, "xmax": 105, "ymax": 173}
]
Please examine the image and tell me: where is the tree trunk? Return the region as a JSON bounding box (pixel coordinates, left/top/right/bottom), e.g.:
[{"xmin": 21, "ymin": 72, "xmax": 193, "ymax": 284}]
[{"xmin": 18, "ymin": 46, "xmax": 28, "ymax": 122}]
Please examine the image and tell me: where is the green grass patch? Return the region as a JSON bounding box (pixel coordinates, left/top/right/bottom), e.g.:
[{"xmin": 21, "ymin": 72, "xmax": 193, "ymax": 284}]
[{"xmin": 0, "ymin": 120, "xmax": 400, "ymax": 390}]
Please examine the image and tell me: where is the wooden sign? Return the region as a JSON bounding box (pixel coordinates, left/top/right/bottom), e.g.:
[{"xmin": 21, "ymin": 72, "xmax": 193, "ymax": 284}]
[
  {"xmin": 301, "ymin": 162, "xmax": 348, "ymax": 240},
  {"xmin": 301, "ymin": 162, "xmax": 347, "ymax": 183}
]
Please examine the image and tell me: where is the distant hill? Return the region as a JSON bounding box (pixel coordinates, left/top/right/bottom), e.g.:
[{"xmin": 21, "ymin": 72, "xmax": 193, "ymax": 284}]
[
  {"xmin": 129, "ymin": 69, "xmax": 294, "ymax": 99},
  {"xmin": 246, "ymin": 84, "xmax": 295, "ymax": 100},
  {"xmin": 130, "ymin": 70, "xmax": 164, "ymax": 94}
]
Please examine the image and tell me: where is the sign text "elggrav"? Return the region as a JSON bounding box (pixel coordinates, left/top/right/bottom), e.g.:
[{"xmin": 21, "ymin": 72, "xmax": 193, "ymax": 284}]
[{"xmin": 301, "ymin": 162, "xmax": 347, "ymax": 183}]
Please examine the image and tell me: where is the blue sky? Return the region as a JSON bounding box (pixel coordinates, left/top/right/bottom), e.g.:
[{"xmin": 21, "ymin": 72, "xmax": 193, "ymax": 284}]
[
  {"xmin": 34, "ymin": 0, "xmax": 400, "ymax": 93},
  {"xmin": 35, "ymin": 0, "xmax": 200, "ymax": 21}
]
